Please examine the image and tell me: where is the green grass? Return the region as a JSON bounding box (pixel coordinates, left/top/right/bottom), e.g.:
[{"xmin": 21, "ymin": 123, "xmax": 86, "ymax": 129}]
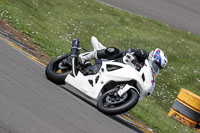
[{"xmin": 0, "ymin": 0, "xmax": 200, "ymax": 132}]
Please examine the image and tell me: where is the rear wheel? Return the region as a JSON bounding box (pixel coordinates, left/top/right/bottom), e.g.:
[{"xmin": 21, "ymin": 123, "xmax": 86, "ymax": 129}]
[
  {"xmin": 97, "ymin": 87, "xmax": 139, "ymax": 115},
  {"xmin": 45, "ymin": 53, "xmax": 72, "ymax": 85}
]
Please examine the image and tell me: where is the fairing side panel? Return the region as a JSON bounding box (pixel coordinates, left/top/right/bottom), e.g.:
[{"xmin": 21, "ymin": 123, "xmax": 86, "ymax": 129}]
[
  {"xmin": 65, "ymin": 61, "xmax": 148, "ymax": 99},
  {"xmin": 65, "ymin": 72, "xmax": 104, "ymax": 99}
]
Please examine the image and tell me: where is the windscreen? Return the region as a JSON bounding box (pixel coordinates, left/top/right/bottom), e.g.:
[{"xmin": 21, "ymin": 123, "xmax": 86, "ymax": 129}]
[{"xmin": 151, "ymin": 62, "xmax": 160, "ymax": 78}]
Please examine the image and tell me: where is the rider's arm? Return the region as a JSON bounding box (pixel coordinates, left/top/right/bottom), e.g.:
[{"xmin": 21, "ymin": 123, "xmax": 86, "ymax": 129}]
[{"xmin": 125, "ymin": 48, "xmax": 149, "ymax": 63}]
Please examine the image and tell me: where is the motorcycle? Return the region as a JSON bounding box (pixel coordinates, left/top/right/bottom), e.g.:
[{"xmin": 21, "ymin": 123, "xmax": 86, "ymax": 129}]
[{"xmin": 45, "ymin": 36, "xmax": 156, "ymax": 115}]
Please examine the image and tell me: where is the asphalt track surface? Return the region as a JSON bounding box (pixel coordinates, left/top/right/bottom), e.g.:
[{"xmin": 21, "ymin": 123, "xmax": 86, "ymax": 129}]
[
  {"xmin": 0, "ymin": 38, "xmax": 142, "ymax": 133},
  {"xmin": 99, "ymin": 0, "xmax": 200, "ymax": 35}
]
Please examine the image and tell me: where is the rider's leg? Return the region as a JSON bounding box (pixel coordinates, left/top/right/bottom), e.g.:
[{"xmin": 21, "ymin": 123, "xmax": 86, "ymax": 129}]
[
  {"xmin": 78, "ymin": 50, "xmax": 98, "ymax": 64},
  {"xmin": 79, "ymin": 47, "xmax": 122, "ymax": 64}
]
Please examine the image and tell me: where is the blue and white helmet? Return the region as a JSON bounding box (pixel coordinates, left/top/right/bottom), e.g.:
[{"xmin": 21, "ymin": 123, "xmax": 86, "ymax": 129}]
[{"xmin": 149, "ymin": 48, "xmax": 168, "ymax": 69}]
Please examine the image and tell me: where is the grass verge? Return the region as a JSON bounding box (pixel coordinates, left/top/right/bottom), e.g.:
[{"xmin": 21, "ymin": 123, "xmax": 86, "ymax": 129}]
[{"xmin": 0, "ymin": 0, "xmax": 200, "ymax": 132}]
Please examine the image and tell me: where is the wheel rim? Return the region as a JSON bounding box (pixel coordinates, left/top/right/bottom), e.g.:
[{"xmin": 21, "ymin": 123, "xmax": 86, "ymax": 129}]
[
  {"xmin": 52, "ymin": 57, "xmax": 71, "ymax": 74},
  {"xmin": 58, "ymin": 62, "xmax": 69, "ymax": 69},
  {"xmin": 103, "ymin": 89, "xmax": 130, "ymax": 108},
  {"xmin": 105, "ymin": 93, "xmax": 128, "ymax": 105}
]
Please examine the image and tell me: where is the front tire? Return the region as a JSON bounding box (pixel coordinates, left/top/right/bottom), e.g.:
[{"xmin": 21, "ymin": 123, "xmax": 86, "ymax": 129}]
[
  {"xmin": 45, "ymin": 53, "xmax": 72, "ymax": 85},
  {"xmin": 97, "ymin": 89, "xmax": 139, "ymax": 115}
]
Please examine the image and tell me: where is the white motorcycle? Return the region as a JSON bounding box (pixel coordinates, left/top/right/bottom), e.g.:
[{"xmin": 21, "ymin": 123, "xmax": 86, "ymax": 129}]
[{"xmin": 45, "ymin": 36, "xmax": 158, "ymax": 115}]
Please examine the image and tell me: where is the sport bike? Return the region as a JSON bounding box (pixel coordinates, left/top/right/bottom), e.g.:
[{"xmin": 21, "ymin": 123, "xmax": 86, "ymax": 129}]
[{"xmin": 45, "ymin": 36, "xmax": 156, "ymax": 115}]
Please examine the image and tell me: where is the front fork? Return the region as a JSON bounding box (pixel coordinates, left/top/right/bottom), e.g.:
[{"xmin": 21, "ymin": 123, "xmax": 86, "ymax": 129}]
[{"xmin": 118, "ymin": 84, "xmax": 139, "ymax": 97}]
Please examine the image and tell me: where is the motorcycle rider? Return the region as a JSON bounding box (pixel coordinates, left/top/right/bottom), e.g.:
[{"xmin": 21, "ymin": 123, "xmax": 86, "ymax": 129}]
[{"xmin": 79, "ymin": 37, "xmax": 168, "ymax": 72}]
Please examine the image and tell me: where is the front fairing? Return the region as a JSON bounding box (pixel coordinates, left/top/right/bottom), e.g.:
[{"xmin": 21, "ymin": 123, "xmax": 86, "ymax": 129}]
[
  {"xmin": 100, "ymin": 61, "xmax": 141, "ymax": 82},
  {"xmin": 138, "ymin": 60, "xmax": 155, "ymax": 100}
]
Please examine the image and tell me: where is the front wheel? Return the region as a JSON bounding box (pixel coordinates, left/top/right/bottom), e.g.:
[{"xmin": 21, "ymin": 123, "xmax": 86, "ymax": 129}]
[{"xmin": 97, "ymin": 89, "xmax": 139, "ymax": 115}]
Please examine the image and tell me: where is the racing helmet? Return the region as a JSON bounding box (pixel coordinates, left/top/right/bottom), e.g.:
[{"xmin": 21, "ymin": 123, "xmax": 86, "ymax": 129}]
[{"xmin": 149, "ymin": 48, "xmax": 168, "ymax": 69}]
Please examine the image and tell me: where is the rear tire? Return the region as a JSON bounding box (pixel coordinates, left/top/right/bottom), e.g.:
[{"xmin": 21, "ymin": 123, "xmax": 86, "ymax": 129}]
[
  {"xmin": 97, "ymin": 89, "xmax": 139, "ymax": 115},
  {"xmin": 45, "ymin": 53, "xmax": 72, "ymax": 85}
]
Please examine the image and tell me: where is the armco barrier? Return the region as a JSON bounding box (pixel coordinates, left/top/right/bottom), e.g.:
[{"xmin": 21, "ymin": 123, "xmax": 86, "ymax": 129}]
[{"xmin": 168, "ymin": 89, "xmax": 200, "ymax": 129}]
